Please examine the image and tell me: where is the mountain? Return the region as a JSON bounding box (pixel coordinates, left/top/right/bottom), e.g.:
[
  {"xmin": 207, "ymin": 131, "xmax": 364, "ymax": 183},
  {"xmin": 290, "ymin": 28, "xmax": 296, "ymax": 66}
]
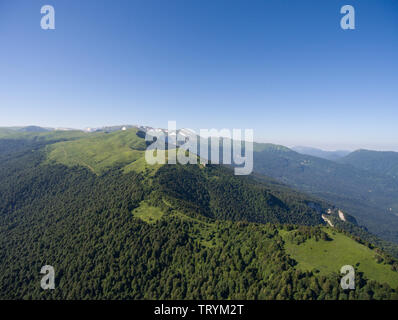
[
  {"xmin": 44, "ymin": 128, "xmax": 329, "ymax": 225},
  {"xmin": 1, "ymin": 128, "xmax": 398, "ymax": 299},
  {"xmin": 292, "ymin": 146, "xmax": 350, "ymax": 161},
  {"xmin": 38, "ymin": 126, "xmax": 398, "ymax": 244},
  {"xmin": 18, "ymin": 125, "xmax": 51, "ymax": 133},
  {"xmin": 339, "ymin": 149, "xmax": 398, "ymax": 179},
  {"xmin": 251, "ymin": 143, "xmax": 398, "ymax": 244}
]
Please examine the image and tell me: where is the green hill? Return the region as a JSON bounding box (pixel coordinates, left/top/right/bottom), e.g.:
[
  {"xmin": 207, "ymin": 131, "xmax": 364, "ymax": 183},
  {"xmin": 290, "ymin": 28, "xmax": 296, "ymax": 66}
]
[
  {"xmin": 44, "ymin": 128, "xmax": 329, "ymax": 225},
  {"xmin": 46, "ymin": 128, "xmax": 147, "ymax": 174},
  {"xmin": 1, "ymin": 130, "xmax": 398, "ymax": 299},
  {"xmin": 282, "ymin": 227, "xmax": 398, "ymax": 288}
]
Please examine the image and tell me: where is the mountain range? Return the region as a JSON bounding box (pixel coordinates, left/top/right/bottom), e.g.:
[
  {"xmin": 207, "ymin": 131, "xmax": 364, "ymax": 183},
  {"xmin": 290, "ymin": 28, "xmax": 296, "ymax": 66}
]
[
  {"xmin": 1, "ymin": 126, "xmax": 398, "ymax": 299},
  {"xmin": 339, "ymin": 149, "xmax": 398, "ymax": 179},
  {"xmin": 291, "ymin": 146, "xmax": 351, "ymax": 161}
]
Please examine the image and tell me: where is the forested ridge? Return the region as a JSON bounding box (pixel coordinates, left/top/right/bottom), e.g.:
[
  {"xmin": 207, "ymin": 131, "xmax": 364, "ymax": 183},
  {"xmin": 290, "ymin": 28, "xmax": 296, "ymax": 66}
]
[
  {"xmin": 252, "ymin": 144, "xmax": 398, "ymax": 244},
  {"xmin": 1, "ymin": 134, "xmax": 398, "ymax": 299}
]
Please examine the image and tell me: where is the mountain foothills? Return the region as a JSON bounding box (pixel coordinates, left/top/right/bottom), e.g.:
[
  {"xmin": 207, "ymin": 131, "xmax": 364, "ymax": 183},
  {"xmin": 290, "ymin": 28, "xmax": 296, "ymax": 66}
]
[
  {"xmin": 252, "ymin": 143, "xmax": 398, "ymax": 244},
  {"xmin": 1, "ymin": 126, "xmax": 398, "ymax": 299}
]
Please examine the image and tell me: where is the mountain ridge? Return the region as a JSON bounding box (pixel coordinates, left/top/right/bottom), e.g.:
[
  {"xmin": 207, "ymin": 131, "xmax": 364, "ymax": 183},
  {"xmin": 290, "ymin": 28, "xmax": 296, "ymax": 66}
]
[
  {"xmin": 292, "ymin": 146, "xmax": 351, "ymax": 161},
  {"xmin": 1, "ymin": 130, "xmax": 398, "ymax": 299},
  {"xmin": 339, "ymin": 149, "xmax": 398, "ymax": 179}
]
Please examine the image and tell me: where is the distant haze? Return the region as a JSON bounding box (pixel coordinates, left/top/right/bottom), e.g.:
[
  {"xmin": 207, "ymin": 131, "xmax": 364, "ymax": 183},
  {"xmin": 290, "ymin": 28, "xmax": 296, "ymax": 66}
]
[{"xmin": 291, "ymin": 146, "xmax": 351, "ymax": 161}]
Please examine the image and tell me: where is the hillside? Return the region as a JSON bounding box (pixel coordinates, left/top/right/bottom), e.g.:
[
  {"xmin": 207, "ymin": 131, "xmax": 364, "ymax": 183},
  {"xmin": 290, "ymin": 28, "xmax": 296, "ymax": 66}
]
[
  {"xmin": 340, "ymin": 149, "xmax": 398, "ymax": 179},
  {"xmin": 46, "ymin": 128, "xmax": 148, "ymax": 174},
  {"xmin": 251, "ymin": 143, "xmax": 398, "ymax": 244},
  {"xmin": 0, "ymin": 127, "xmax": 87, "ymax": 141},
  {"xmin": 1, "ymin": 129, "xmax": 398, "ymax": 299},
  {"xmin": 44, "ymin": 129, "xmax": 327, "ymax": 225},
  {"xmin": 282, "ymin": 227, "xmax": 398, "ymax": 288},
  {"xmin": 4, "ymin": 127, "xmax": 398, "ymax": 243}
]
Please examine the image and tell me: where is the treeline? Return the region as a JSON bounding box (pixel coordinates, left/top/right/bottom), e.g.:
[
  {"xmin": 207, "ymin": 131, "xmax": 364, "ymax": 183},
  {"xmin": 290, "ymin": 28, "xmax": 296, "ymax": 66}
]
[
  {"xmin": 282, "ymin": 225, "xmax": 332, "ymax": 245},
  {"xmin": 332, "ymin": 220, "xmax": 398, "ymax": 265}
]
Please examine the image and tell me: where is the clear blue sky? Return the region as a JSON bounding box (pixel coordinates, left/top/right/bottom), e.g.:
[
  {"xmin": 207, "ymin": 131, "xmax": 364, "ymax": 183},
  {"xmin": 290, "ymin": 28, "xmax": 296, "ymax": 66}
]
[{"xmin": 1, "ymin": 0, "xmax": 397, "ymax": 150}]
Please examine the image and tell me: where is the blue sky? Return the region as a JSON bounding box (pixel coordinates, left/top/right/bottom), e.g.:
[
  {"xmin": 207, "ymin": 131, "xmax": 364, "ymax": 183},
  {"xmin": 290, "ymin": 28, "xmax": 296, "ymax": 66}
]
[{"xmin": 0, "ymin": 0, "xmax": 397, "ymax": 150}]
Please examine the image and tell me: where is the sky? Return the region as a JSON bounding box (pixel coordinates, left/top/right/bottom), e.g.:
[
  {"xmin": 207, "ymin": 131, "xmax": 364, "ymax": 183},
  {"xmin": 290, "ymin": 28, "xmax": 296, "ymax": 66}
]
[{"xmin": 0, "ymin": 0, "xmax": 398, "ymax": 150}]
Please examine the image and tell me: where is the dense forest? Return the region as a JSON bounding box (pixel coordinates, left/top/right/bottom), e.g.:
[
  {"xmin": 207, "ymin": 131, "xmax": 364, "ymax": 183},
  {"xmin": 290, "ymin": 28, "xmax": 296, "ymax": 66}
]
[{"xmin": 1, "ymin": 132, "xmax": 398, "ymax": 299}]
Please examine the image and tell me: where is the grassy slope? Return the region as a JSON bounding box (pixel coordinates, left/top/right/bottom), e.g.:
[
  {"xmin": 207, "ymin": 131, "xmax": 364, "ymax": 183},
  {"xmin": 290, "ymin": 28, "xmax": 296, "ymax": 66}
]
[
  {"xmin": 46, "ymin": 129, "xmax": 149, "ymax": 174},
  {"xmin": 133, "ymin": 200, "xmax": 221, "ymax": 248},
  {"xmin": 282, "ymin": 228, "xmax": 398, "ymax": 287},
  {"xmin": 133, "ymin": 198, "xmax": 398, "ymax": 288},
  {"xmin": 132, "ymin": 201, "xmax": 165, "ymax": 223},
  {"xmin": 46, "ymin": 129, "xmax": 186, "ymax": 176},
  {"xmin": 123, "ymin": 150, "xmax": 169, "ymax": 175}
]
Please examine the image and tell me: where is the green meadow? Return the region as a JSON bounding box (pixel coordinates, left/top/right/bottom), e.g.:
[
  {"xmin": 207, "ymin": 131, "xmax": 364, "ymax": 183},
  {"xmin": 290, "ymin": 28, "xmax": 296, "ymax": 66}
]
[
  {"xmin": 132, "ymin": 201, "xmax": 165, "ymax": 223},
  {"xmin": 46, "ymin": 129, "xmax": 148, "ymax": 174},
  {"xmin": 283, "ymin": 228, "xmax": 398, "ymax": 288}
]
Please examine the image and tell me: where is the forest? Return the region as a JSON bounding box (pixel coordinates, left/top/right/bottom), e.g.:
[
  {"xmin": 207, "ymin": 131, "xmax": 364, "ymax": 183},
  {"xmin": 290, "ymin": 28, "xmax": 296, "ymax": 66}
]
[{"xmin": 1, "ymin": 133, "xmax": 398, "ymax": 300}]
